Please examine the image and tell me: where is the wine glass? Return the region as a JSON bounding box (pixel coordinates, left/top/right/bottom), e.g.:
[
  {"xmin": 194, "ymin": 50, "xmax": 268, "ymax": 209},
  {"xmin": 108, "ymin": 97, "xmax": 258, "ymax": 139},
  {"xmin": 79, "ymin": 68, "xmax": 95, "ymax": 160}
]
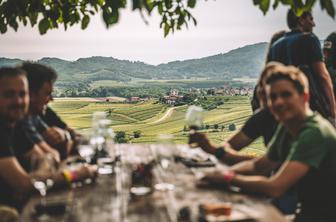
[
  {"xmin": 30, "ymin": 154, "xmax": 56, "ymax": 205},
  {"xmin": 185, "ymin": 105, "xmax": 203, "ymax": 148},
  {"xmin": 185, "ymin": 105, "xmax": 203, "ymax": 130},
  {"xmin": 95, "ymin": 119, "xmax": 115, "ymax": 174},
  {"xmin": 77, "ymin": 137, "xmax": 95, "ymax": 163},
  {"xmin": 152, "ymin": 135, "xmax": 176, "ymax": 191},
  {"xmin": 92, "ymin": 111, "xmax": 107, "ymax": 134}
]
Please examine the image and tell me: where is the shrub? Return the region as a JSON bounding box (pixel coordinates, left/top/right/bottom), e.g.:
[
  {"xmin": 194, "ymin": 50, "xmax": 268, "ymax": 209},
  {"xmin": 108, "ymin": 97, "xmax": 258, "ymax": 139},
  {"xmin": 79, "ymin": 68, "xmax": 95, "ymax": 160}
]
[
  {"xmin": 133, "ymin": 130, "xmax": 142, "ymax": 138},
  {"xmin": 228, "ymin": 123, "xmax": 236, "ymax": 131}
]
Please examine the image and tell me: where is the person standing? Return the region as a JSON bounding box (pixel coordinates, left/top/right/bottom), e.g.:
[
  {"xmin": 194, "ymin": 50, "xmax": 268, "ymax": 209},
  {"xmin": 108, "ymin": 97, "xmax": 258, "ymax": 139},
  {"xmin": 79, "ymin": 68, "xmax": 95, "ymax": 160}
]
[{"xmin": 268, "ymin": 10, "xmax": 336, "ymax": 123}]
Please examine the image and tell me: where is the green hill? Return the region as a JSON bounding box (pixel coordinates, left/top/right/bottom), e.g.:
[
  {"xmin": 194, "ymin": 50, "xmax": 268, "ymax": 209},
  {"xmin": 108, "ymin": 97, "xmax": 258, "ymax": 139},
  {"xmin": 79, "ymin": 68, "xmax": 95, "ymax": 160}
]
[{"xmin": 0, "ymin": 42, "xmax": 267, "ymax": 86}]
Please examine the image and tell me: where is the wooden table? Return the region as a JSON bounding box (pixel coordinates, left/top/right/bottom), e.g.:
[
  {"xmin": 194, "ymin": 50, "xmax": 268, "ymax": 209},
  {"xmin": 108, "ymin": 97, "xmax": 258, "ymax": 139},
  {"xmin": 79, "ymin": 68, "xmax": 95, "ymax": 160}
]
[{"xmin": 21, "ymin": 144, "xmax": 288, "ymax": 222}]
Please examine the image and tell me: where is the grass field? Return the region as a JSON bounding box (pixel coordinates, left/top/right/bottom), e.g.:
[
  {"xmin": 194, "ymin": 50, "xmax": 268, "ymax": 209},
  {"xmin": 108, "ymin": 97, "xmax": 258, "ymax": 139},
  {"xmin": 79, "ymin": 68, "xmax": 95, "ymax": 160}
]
[{"xmin": 50, "ymin": 96, "xmax": 266, "ymax": 156}]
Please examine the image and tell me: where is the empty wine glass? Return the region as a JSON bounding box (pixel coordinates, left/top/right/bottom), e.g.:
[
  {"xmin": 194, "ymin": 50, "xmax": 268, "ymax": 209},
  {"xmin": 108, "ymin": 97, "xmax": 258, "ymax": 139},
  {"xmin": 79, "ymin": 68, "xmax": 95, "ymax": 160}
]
[
  {"xmin": 185, "ymin": 105, "xmax": 203, "ymax": 148},
  {"xmin": 152, "ymin": 135, "xmax": 176, "ymax": 191},
  {"xmin": 92, "ymin": 111, "xmax": 107, "ymax": 133},
  {"xmin": 77, "ymin": 136, "xmax": 95, "ymax": 163},
  {"xmin": 30, "ymin": 154, "xmax": 56, "ymax": 205},
  {"xmin": 185, "ymin": 105, "xmax": 203, "ymax": 130}
]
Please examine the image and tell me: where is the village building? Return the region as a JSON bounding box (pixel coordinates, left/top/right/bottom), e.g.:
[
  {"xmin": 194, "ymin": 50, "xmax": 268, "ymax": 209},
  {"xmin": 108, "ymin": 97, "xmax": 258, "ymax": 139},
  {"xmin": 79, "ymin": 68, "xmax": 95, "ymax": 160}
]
[
  {"xmin": 130, "ymin": 96, "xmax": 140, "ymax": 102},
  {"xmin": 163, "ymin": 89, "xmax": 183, "ymax": 105}
]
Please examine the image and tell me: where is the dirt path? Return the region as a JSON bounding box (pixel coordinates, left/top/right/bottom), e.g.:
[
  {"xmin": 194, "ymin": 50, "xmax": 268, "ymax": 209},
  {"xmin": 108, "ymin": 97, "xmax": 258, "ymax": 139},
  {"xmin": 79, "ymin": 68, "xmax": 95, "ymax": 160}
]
[{"xmin": 151, "ymin": 107, "xmax": 175, "ymax": 124}]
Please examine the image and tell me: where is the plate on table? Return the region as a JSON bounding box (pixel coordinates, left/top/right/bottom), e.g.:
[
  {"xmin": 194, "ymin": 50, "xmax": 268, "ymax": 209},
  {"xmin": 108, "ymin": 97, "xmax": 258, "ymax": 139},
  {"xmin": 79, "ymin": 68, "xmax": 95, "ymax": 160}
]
[
  {"xmin": 199, "ymin": 203, "xmax": 257, "ymax": 222},
  {"xmin": 176, "ymin": 148, "xmax": 217, "ymax": 168}
]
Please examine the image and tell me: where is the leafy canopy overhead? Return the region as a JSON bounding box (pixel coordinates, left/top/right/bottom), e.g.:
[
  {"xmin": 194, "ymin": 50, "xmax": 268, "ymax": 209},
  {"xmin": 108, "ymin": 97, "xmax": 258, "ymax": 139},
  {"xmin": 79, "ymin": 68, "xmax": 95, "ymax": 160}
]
[{"xmin": 0, "ymin": 0, "xmax": 334, "ymax": 37}]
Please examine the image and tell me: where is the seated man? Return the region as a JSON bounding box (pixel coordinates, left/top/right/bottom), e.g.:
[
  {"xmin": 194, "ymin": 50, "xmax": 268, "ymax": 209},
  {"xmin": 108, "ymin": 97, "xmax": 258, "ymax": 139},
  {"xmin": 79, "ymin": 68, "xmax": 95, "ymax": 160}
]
[
  {"xmin": 0, "ymin": 67, "xmax": 96, "ymax": 209},
  {"xmin": 189, "ymin": 62, "xmax": 279, "ymax": 165},
  {"xmin": 41, "ymin": 106, "xmax": 80, "ymax": 154},
  {"xmin": 20, "ymin": 62, "xmax": 75, "ymax": 160},
  {"xmin": 201, "ymin": 63, "xmax": 336, "ymax": 222}
]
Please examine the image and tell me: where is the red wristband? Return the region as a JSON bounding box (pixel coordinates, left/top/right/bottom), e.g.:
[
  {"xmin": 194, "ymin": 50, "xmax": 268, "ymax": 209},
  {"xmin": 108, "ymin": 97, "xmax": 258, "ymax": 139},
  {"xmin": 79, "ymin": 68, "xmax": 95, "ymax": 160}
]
[
  {"xmin": 223, "ymin": 170, "xmax": 236, "ymax": 183},
  {"xmin": 70, "ymin": 171, "xmax": 78, "ymax": 181}
]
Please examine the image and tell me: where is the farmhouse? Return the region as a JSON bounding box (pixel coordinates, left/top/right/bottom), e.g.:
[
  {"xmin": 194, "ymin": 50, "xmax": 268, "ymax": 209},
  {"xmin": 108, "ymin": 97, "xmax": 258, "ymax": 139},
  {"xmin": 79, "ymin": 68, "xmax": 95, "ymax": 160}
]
[
  {"xmin": 130, "ymin": 97, "xmax": 140, "ymax": 102},
  {"xmin": 163, "ymin": 89, "xmax": 183, "ymax": 105}
]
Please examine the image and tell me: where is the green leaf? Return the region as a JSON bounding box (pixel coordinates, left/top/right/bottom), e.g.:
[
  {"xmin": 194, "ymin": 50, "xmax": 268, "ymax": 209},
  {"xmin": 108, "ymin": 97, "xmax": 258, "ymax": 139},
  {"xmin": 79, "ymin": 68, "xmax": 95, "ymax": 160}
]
[
  {"xmin": 102, "ymin": 7, "xmax": 119, "ymax": 26},
  {"xmin": 38, "ymin": 18, "xmax": 50, "ymax": 34},
  {"xmin": 22, "ymin": 17, "xmax": 27, "ymax": 26},
  {"xmin": 259, "ymin": 0, "xmax": 270, "ymax": 14},
  {"xmin": 187, "ymin": 0, "xmax": 196, "ymax": 8},
  {"xmin": 321, "ymin": 0, "xmax": 335, "ymax": 18},
  {"xmin": 158, "ymin": 2, "xmax": 163, "ymax": 14},
  {"xmin": 144, "ymin": 0, "xmax": 154, "ymax": 12},
  {"xmin": 292, "ymin": 0, "xmax": 304, "ymax": 8},
  {"xmin": 177, "ymin": 15, "xmax": 184, "ymax": 26},
  {"xmin": 302, "ymin": 0, "xmax": 316, "ymax": 11},
  {"xmin": 164, "ymin": 0, "xmax": 172, "ymax": 10},
  {"xmin": 132, "ymin": 0, "xmax": 141, "ymax": 10},
  {"xmin": 102, "ymin": 10, "xmax": 110, "ymax": 27},
  {"xmin": 111, "ymin": 9, "xmax": 119, "ymax": 24},
  {"xmin": 29, "ymin": 12, "xmax": 38, "ymax": 26},
  {"xmin": 81, "ymin": 14, "xmax": 90, "ymax": 29},
  {"xmin": 0, "ymin": 21, "xmax": 7, "ymax": 33},
  {"xmin": 272, "ymin": 0, "xmax": 280, "ymax": 9},
  {"xmin": 192, "ymin": 17, "xmax": 197, "ymax": 26},
  {"xmin": 69, "ymin": 13, "xmax": 77, "ymax": 25},
  {"xmin": 164, "ymin": 22, "xmax": 170, "ymax": 37},
  {"xmin": 253, "ymin": 0, "xmax": 260, "ymax": 5}
]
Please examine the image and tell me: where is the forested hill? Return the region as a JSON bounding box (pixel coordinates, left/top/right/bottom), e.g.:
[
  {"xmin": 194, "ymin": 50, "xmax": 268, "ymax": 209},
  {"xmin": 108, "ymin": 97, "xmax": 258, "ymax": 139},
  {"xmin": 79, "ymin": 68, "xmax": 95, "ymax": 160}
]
[
  {"xmin": 0, "ymin": 42, "xmax": 267, "ymax": 85},
  {"xmin": 157, "ymin": 42, "xmax": 267, "ymax": 79}
]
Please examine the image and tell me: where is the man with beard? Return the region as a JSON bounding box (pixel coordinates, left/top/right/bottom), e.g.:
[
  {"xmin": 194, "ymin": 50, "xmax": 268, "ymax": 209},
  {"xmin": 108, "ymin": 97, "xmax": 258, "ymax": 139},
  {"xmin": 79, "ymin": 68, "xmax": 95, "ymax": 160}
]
[
  {"xmin": 0, "ymin": 67, "xmax": 97, "ymax": 209},
  {"xmin": 20, "ymin": 62, "xmax": 74, "ymax": 160}
]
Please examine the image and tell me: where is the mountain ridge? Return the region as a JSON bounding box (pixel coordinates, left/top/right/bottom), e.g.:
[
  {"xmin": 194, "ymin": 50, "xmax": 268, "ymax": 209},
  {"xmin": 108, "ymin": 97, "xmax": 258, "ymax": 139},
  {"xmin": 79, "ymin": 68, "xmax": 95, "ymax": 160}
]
[{"xmin": 0, "ymin": 42, "xmax": 268, "ymax": 85}]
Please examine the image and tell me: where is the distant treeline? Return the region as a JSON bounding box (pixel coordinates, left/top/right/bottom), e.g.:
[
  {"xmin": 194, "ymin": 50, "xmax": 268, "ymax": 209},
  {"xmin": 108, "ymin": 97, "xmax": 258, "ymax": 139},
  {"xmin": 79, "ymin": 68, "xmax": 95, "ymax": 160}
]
[
  {"xmin": 55, "ymin": 80, "xmax": 254, "ymax": 98},
  {"xmin": 55, "ymin": 86, "xmax": 171, "ymax": 98}
]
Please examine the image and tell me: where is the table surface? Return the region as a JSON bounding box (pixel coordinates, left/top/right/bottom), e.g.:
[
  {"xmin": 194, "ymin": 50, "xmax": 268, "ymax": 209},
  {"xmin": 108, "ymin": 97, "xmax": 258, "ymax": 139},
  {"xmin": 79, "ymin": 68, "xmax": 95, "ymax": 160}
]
[{"xmin": 21, "ymin": 144, "xmax": 288, "ymax": 222}]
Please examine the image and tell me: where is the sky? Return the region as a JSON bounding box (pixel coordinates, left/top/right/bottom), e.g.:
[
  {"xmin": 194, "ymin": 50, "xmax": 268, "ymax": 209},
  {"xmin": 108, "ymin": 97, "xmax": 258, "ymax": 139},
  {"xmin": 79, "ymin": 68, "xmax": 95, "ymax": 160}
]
[{"xmin": 0, "ymin": 0, "xmax": 335, "ymax": 65}]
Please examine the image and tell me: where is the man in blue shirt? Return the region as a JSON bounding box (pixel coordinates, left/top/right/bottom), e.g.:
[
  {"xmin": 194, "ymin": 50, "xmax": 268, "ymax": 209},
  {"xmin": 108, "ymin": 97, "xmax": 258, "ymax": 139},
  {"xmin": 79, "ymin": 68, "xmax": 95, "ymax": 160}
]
[{"xmin": 268, "ymin": 10, "xmax": 336, "ymax": 122}]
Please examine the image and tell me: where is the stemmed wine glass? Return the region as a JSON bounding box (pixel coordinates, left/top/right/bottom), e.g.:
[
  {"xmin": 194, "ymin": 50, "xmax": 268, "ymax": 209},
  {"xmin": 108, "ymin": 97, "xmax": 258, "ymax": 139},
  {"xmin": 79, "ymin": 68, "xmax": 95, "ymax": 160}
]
[
  {"xmin": 185, "ymin": 105, "xmax": 203, "ymax": 148},
  {"xmin": 77, "ymin": 137, "xmax": 95, "ymax": 163},
  {"xmin": 152, "ymin": 134, "xmax": 176, "ymax": 191},
  {"xmin": 91, "ymin": 111, "xmax": 108, "ymax": 154},
  {"xmin": 30, "ymin": 154, "xmax": 57, "ymax": 205}
]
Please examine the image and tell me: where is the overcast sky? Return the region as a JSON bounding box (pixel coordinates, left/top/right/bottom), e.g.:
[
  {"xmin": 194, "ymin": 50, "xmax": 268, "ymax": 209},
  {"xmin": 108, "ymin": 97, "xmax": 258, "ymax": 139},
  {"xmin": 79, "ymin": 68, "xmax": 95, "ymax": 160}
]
[{"xmin": 0, "ymin": 0, "xmax": 335, "ymax": 65}]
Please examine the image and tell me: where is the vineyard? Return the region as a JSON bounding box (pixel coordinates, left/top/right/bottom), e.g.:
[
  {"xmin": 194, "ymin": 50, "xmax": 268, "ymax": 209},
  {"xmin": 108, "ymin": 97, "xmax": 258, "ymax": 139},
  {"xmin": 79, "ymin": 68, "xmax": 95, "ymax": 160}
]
[{"xmin": 50, "ymin": 96, "xmax": 266, "ymax": 156}]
